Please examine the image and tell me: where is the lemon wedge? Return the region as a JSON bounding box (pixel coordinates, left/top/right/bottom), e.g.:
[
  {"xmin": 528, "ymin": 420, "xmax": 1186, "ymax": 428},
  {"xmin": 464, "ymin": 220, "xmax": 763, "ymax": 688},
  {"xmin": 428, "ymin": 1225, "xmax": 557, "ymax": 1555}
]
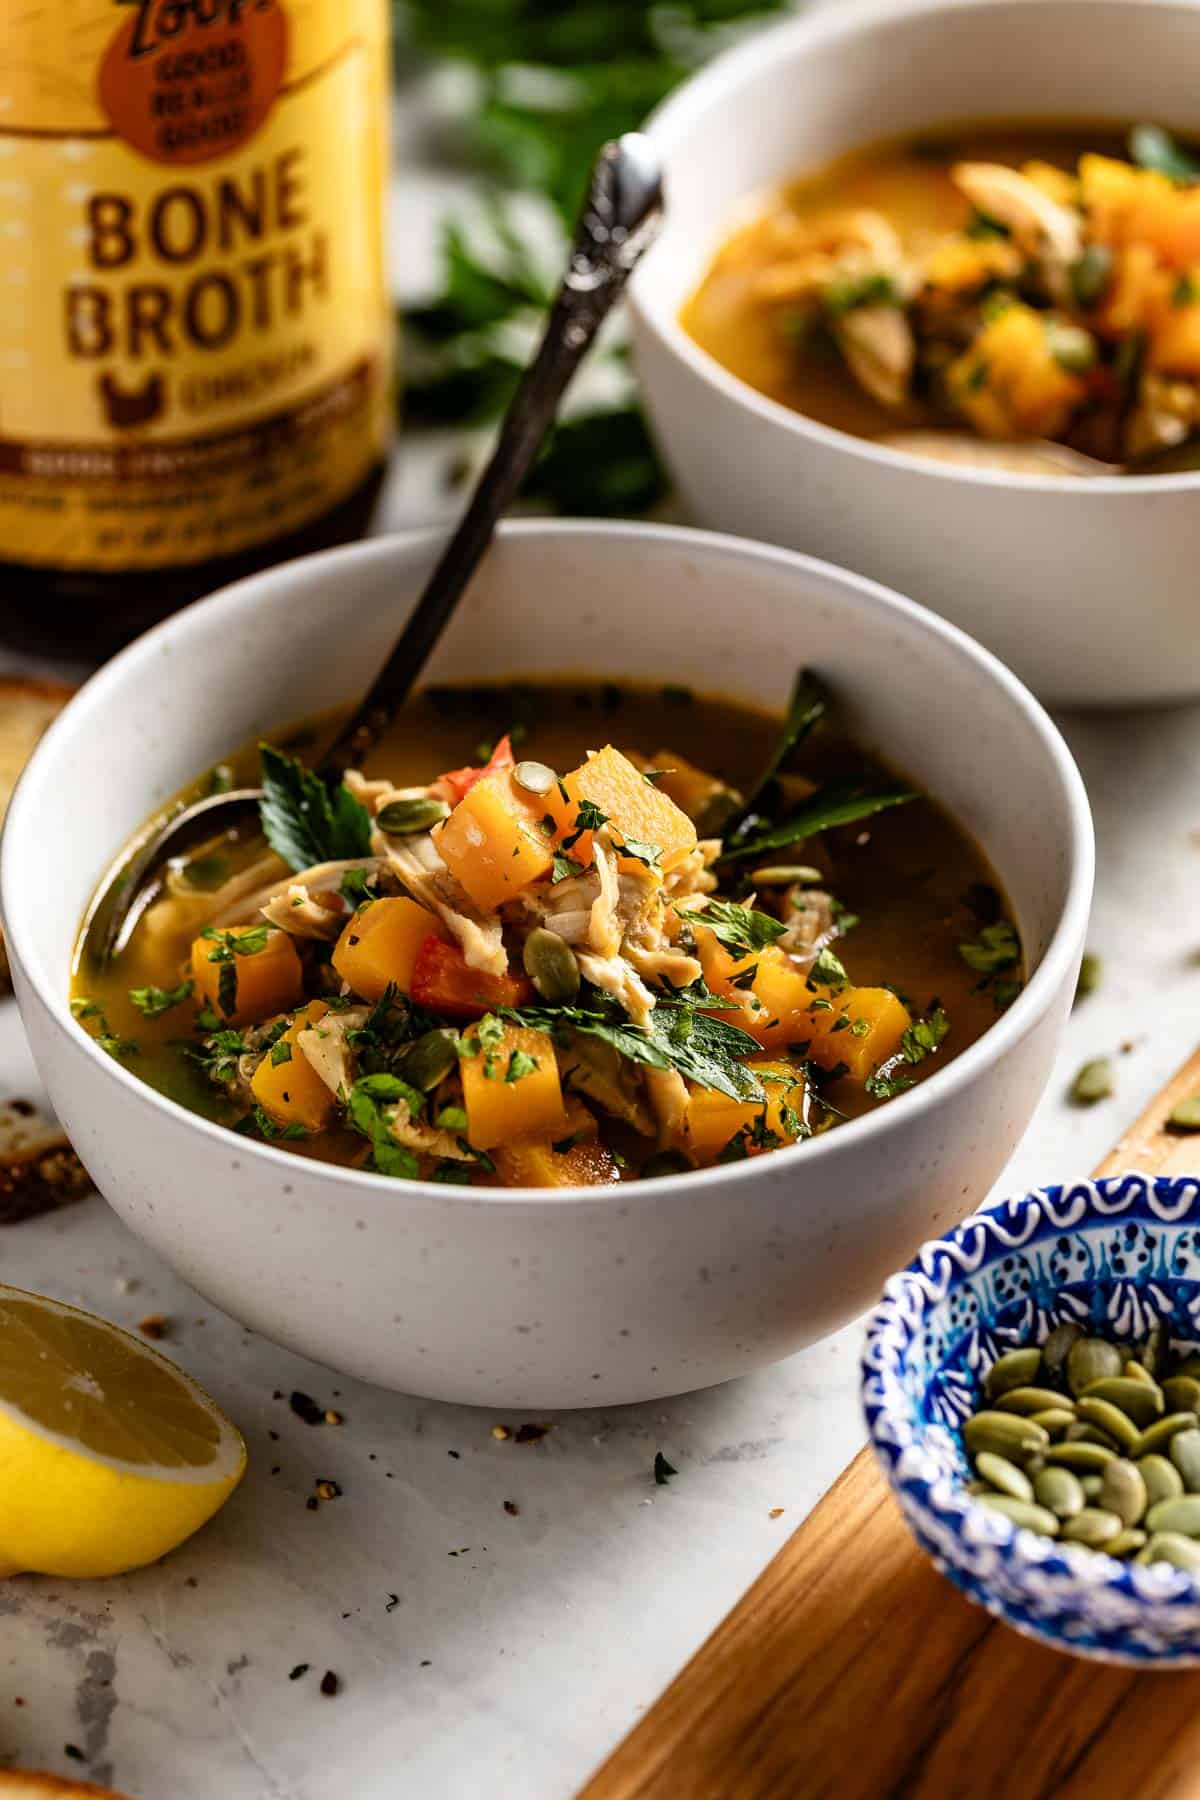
[{"xmin": 0, "ymin": 1284, "xmax": 246, "ymax": 1579}]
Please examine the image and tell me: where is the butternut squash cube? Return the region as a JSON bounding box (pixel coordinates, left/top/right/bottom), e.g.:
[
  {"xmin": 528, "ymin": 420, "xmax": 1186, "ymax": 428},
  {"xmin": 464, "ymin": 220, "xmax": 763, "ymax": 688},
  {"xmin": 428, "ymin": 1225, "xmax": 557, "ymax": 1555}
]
[
  {"xmin": 250, "ymin": 1001, "xmax": 335, "ymax": 1134},
  {"xmin": 682, "ymin": 1058, "xmax": 808, "ymax": 1164},
  {"xmin": 1150, "ymin": 271, "xmax": 1200, "ymax": 372},
  {"xmin": 649, "ymin": 751, "xmax": 735, "ymax": 826},
  {"xmin": 693, "ymin": 926, "xmax": 813, "ymax": 1052},
  {"xmin": 190, "ymin": 926, "xmax": 304, "ymax": 1027},
  {"xmin": 800, "ymin": 987, "xmax": 912, "ymax": 1082},
  {"xmin": 433, "ymin": 770, "xmax": 555, "ymax": 911},
  {"xmin": 460, "ymin": 1023, "xmax": 567, "ymax": 1151},
  {"xmin": 492, "ymin": 1136, "xmax": 621, "ymax": 1188},
  {"xmin": 949, "ymin": 303, "xmax": 1086, "ymax": 440},
  {"xmin": 545, "ymin": 745, "xmax": 697, "ymax": 873},
  {"xmin": 331, "ymin": 896, "xmax": 443, "ymax": 1002}
]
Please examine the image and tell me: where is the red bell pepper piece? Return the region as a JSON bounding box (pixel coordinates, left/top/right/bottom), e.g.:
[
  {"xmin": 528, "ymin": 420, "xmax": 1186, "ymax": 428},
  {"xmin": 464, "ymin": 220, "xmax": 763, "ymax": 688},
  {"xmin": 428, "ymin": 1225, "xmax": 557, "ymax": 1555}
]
[
  {"xmin": 409, "ymin": 935, "xmax": 533, "ymax": 1020},
  {"xmin": 435, "ymin": 734, "xmax": 516, "ymax": 807}
]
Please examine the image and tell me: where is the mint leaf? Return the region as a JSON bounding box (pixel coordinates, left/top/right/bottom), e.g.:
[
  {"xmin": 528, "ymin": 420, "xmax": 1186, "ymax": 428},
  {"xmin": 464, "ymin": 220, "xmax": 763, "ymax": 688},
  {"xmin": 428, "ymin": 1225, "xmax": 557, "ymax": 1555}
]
[
  {"xmin": 259, "ymin": 743, "xmax": 373, "ymax": 873},
  {"xmin": 699, "ymin": 899, "xmax": 787, "ymax": 957},
  {"xmin": 128, "ymin": 978, "xmax": 193, "ymax": 1017}
]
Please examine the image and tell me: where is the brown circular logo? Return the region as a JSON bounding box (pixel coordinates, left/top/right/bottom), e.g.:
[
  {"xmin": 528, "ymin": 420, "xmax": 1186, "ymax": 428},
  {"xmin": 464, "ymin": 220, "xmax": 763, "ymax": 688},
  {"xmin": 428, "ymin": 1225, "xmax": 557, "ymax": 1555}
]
[{"xmin": 98, "ymin": 1, "xmax": 289, "ymax": 167}]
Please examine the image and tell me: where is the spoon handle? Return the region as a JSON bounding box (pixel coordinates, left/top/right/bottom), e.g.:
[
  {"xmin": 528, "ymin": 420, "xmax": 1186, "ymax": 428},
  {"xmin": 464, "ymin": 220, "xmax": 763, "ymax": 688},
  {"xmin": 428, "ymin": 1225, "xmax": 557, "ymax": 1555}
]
[{"xmin": 317, "ymin": 132, "xmax": 664, "ymax": 779}]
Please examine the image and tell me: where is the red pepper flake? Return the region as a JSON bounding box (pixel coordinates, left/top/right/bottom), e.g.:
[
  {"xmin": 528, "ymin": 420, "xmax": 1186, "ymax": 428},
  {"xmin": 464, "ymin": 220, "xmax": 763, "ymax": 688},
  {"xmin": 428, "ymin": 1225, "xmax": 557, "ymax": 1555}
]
[
  {"xmin": 514, "ymin": 1422, "xmax": 552, "ymax": 1445},
  {"xmin": 503, "ymin": 1500, "xmax": 520, "ymax": 1517},
  {"xmin": 305, "ymin": 1497, "xmax": 319, "ymax": 1512},
  {"xmin": 315, "ymin": 1479, "xmax": 342, "ymax": 1502},
  {"xmin": 64, "ymin": 1746, "xmax": 86, "ymax": 1763},
  {"xmin": 290, "ymin": 1390, "xmax": 326, "ymax": 1426},
  {"xmin": 385, "ymin": 1593, "xmax": 399, "ymax": 1612},
  {"xmin": 138, "ymin": 1314, "xmax": 169, "ymax": 1340},
  {"xmin": 769, "ymin": 1507, "xmax": 784, "ymax": 1519},
  {"xmin": 320, "ymin": 1670, "xmax": 339, "ymax": 1698},
  {"xmin": 491, "ymin": 1424, "xmax": 511, "ymax": 1440},
  {"xmin": 289, "ymin": 1664, "xmax": 309, "ymax": 1681},
  {"xmin": 447, "ymin": 1449, "xmax": 460, "ymax": 1459},
  {"xmin": 325, "ymin": 1410, "xmax": 344, "ymax": 1426}
]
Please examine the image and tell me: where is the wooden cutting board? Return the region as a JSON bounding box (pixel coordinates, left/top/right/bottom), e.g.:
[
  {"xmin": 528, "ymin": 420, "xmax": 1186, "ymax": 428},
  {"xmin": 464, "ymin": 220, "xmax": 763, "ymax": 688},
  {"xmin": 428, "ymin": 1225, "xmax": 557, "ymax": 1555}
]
[{"xmin": 581, "ymin": 1050, "xmax": 1200, "ymax": 1800}]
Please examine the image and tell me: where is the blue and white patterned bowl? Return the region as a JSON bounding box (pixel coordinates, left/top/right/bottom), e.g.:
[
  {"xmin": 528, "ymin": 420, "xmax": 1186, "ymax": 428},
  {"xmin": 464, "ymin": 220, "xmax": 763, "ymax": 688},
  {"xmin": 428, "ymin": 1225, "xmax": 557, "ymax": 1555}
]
[{"xmin": 862, "ymin": 1173, "xmax": 1200, "ymax": 1664}]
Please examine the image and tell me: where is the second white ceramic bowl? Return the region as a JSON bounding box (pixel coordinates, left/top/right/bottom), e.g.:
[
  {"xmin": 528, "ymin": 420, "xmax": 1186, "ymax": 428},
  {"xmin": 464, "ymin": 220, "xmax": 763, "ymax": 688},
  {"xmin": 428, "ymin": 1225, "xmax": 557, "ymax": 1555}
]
[
  {"xmin": 2, "ymin": 524, "xmax": 1092, "ymax": 1405},
  {"xmin": 631, "ymin": 0, "xmax": 1200, "ymax": 706}
]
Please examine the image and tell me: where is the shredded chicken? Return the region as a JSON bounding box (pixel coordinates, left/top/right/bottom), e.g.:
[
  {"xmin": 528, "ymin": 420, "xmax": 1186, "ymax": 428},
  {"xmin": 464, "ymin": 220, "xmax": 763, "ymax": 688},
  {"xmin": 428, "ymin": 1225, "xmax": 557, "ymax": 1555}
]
[
  {"xmin": 378, "ymin": 831, "xmax": 507, "ymax": 976},
  {"xmin": 215, "ymin": 858, "xmax": 383, "ymax": 929},
  {"xmin": 262, "ymin": 882, "xmax": 347, "ymax": 941},
  {"xmin": 951, "ymin": 162, "xmax": 1082, "ymax": 265},
  {"xmin": 777, "ymin": 886, "xmax": 837, "ymax": 963},
  {"xmin": 559, "ymin": 1035, "xmax": 655, "ymax": 1136},
  {"xmin": 576, "ymin": 952, "xmax": 657, "ymax": 1028},
  {"xmin": 836, "ymin": 306, "xmax": 915, "ymax": 411},
  {"xmin": 387, "ymin": 1097, "xmax": 478, "ymax": 1163},
  {"xmin": 345, "ymin": 770, "xmax": 430, "ymax": 811},
  {"xmin": 623, "ymin": 942, "xmax": 703, "ymax": 987},
  {"xmin": 296, "ymin": 1007, "xmax": 368, "ymax": 1096},
  {"xmin": 644, "ymin": 1066, "xmax": 689, "ymax": 1142},
  {"xmin": 587, "ymin": 834, "xmax": 623, "ymax": 959}
]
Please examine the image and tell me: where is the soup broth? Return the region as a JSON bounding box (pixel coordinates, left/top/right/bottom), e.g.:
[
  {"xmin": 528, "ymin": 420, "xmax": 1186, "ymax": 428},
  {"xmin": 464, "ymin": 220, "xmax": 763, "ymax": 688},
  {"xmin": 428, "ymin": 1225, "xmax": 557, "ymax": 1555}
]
[{"xmin": 73, "ymin": 679, "xmax": 1021, "ymax": 1187}]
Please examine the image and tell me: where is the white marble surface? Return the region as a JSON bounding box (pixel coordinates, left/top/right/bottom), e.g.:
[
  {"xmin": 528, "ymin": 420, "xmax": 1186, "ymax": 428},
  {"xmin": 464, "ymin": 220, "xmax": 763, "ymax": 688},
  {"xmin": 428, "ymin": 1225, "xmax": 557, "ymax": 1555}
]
[{"xmin": 6, "ymin": 70, "xmax": 1200, "ymax": 1800}]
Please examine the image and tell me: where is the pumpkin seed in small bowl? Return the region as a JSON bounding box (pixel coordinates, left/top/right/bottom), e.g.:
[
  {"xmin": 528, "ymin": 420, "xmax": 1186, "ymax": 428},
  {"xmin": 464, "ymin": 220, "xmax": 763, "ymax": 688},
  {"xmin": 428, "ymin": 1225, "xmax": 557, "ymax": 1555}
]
[{"xmin": 863, "ymin": 1174, "xmax": 1200, "ymax": 1665}]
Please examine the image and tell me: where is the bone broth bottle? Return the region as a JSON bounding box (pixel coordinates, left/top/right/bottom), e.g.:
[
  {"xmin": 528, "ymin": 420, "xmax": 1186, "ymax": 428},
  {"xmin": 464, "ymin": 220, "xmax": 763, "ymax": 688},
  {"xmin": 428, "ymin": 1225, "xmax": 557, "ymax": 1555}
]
[{"xmin": 0, "ymin": 0, "xmax": 393, "ymax": 655}]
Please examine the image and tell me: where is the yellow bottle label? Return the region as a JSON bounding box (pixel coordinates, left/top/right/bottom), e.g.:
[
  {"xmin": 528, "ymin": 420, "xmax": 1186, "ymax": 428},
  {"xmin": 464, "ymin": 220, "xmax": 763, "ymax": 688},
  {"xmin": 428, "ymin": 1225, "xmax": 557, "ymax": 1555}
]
[{"xmin": 0, "ymin": 0, "xmax": 392, "ymax": 572}]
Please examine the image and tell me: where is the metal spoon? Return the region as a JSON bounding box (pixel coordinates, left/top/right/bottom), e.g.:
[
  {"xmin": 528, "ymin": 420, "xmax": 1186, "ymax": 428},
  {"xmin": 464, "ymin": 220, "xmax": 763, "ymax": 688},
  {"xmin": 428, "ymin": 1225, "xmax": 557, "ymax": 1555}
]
[{"xmin": 84, "ymin": 133, "xmax": 664, "ymax": 965}]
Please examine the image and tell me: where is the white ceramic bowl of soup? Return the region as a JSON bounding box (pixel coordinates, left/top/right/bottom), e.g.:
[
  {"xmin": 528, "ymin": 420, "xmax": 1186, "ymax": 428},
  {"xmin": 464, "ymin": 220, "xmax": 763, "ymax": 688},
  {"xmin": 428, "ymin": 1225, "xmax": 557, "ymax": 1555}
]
[
  {"xmin": 630, "ymin": 0, "xmax": 1200, "ymax": 706},
  {"xmin": 1, "ymin": 522, "xmax": 1092, "ymax": 1405}
]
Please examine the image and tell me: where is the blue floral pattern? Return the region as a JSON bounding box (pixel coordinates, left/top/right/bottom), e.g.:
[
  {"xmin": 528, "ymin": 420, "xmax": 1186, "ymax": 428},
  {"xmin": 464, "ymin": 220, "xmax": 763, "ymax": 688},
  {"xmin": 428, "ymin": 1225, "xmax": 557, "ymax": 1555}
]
[{"xmin": 863, "ymin": 1174, "xmax": 1200, "ymax": 1664}]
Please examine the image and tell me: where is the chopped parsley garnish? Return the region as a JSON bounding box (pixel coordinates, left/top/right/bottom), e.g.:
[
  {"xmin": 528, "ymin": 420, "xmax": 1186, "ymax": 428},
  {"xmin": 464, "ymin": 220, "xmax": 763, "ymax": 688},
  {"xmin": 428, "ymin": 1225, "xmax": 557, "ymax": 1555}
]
[
  {"xmin": 505, "ymin": 1048, "xmax": 539, "ymax": 1083},
  {"xmin": 810, "ymin": 947, "xmax": 848, "ymax": 991},
  {"xmin": 823, "ymin": 271, "xmax": 899, "ymax": 315},
  {"xmin": 346, "ymin": 1073, "xmax": 423, "ymax": 1179},
  {"xmin": 551, "ymin": 851, "xmax": 584, "ymax": 883},
  {"xmin": 202, "ymin": 924, "xmax": 270, "ymax": 960},
  {"xmin": 958, "ymin": 920, "xmax": 1020, "ymax": 974},
  {"xmin": 128, "ymin": 978, "xmax": 193, "ymax": 1018},
  {"xmin": 865, "ymin": 1067, "xmax": 915, "ymax": 1101},
  {"xmin": 259, "ymin": 743, "xmax": 373, "ymax": 873},
  {"xmin": 240, "ymin": 1104, "xmax": 308, "ymax": 1142},
  {"xmin": 561, "ymin": 800, "xmax": 608, "ymax": 851},
  {"xmin": 698, "ymin": 899, "xmax": 787, "ymax": 957},
  {"xmin": 338, "ymin": 866, "xmax": 377, "ymax": 908},
  {"xmin": 900, "ymin": 1004, "xmax": 950, "ymax": 1066},
  {"xmin": 270, "ymin": 1039, "xmax": 293, "ymax": 1067}
]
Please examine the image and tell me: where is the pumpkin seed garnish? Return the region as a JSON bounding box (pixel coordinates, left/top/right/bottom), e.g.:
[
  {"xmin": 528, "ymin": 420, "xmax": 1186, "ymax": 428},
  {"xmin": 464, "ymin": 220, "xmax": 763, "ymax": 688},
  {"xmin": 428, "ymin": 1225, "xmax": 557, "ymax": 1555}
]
[
  {"xmin": 1137, "ymin": 1532, "xmax": 1200, "ymax": 1571},
  {"xmin": 1069, "ymin": 1057, "xmax": 1114, "ymax": 1105},
  {"xmin": 975, "ymin": 1452, "xmax": 1033, "ymax": 1503},
  {"xmin": 985, "ymin": 1348, "xmax": 1043, "ymax": 1399},
  {"xmin": 749, "ymin": 864, "xmax": 824, "ymax": 887},
  {"xmin": 1169, "ymin": 1095, "xmax": 1200, "ymax": 1132},
  {"xmin": 514, "ymin": 760, "xmax": 558, "ymax": 797},
  {"xmin": 1060, "ymin": 1507, "xmax": 1122, "ymax": 1547},
  {"xmin": 1145, "ymin": 1495, "xmax": 1200, "ymax": 1538},
  {"xmin": 1137, "ymin": 1453, "xmax": 1184, "ymax": 1508},
  {"xmin": 1067, "ymin": 1336, "xmax": 1123, "ymax": 1396},
  {"xmin": 376, "ymin": 797, "xmax": 451, "ymax": 836},
  {"xmin": 975, "ymin": 1494, "xmax": 1060, "ymax": 1534},
  {"xmin": 522, "ymin": 927, "xmax": 581, "ymax": 1005},
  {"xmin": 1033, "ymin": 1465, "xmax": 1085, "ymax": 1519}
]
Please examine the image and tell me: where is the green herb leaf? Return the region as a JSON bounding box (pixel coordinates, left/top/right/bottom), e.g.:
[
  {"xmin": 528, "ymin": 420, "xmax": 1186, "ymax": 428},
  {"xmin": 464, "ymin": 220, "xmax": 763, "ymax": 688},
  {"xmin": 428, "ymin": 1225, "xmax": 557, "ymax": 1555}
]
[
  {"xmin": 128, "ymin": 978, "xmax": 194, "ymax": 1018},
  {"xmin": 259, "ymin": 743, "xmax": 373, "ymax": 872},
  {"xmin": 823, "ymin": 271, "xmax": 899, "ymax": 315},
  {"xmin": 719, "ymin": 781, "xmax": 916, "ymax": 864},
  {"xmin": 346, "ymin": 1077, "xmax": 422, "ymax": 1180},
  {"xmin": 721, "ymin": 668, "xmax": 828, "ymax": 844},
  {"xmin": 1129, "ymin": 124, "xmax": 1200, "ymax": 185},
  {"xmin": 270, "ymin": 1039, "xmax": 293, "ymax": 1067},
  {"xmin": 698, "ymin": 899, "xmax": 787, "ymax": 956},
  {"xmin": 865, "ymin": 1066, "xmax": 915, "ymax": 1101},
  {"xmin": 505, "ymin": 1048, "xmax": 540, "ymax": 1083},
  {"xmin": 958, "ymin": 920, "xmax": 1021, "ymax": 974},
  {"xmin": 810, "ymin": 947, "xmax": 848, "ymax": 991},
  {"xmin": 900, "ymin": 1004, "xmax": 950, "ymax": 1066}
]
